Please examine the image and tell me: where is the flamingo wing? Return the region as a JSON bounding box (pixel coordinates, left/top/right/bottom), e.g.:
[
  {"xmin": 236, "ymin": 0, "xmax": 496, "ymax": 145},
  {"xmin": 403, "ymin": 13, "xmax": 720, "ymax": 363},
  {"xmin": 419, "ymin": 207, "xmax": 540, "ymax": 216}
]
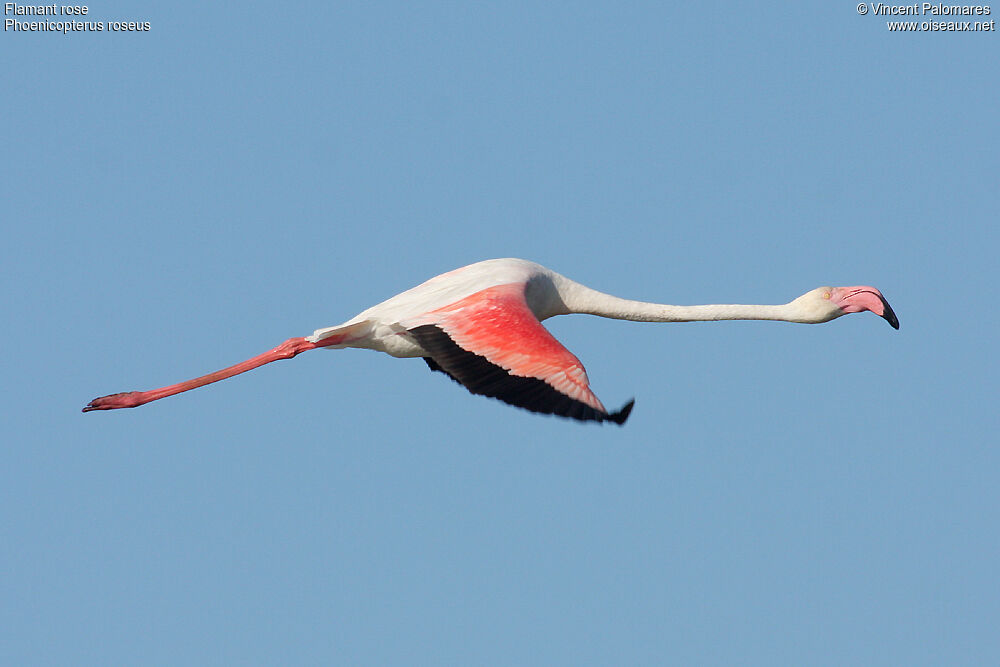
[{"xmin": 405, "ymin": 283, "xmax": 633, "ymax": 424}]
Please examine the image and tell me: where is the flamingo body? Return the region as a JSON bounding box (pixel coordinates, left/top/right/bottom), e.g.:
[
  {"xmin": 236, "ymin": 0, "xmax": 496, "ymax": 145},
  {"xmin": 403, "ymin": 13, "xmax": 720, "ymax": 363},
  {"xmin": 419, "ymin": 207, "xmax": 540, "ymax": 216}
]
[
  {"xmin": 84, "ymin": 258, "xmax": 898, "ymax": 424},
  {"xmin": 307, "ymin": 258, "xmax": 549, "ymax": 355}
]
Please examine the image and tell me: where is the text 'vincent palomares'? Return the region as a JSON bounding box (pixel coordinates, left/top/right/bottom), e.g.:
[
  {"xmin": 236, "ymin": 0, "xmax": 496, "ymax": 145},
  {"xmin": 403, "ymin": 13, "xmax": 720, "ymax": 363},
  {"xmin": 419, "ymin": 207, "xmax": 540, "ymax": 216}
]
[{"xmin": 867, "ymin": 2, "xmax": 991, "ymax": 15}]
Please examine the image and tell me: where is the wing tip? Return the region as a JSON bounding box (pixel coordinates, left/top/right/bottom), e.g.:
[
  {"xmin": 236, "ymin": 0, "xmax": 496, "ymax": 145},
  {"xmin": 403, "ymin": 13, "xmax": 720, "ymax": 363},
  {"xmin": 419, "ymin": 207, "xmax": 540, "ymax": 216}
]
[{"xmin": 606, "ymin": 398, "xmax": 635, "ymax": 426}]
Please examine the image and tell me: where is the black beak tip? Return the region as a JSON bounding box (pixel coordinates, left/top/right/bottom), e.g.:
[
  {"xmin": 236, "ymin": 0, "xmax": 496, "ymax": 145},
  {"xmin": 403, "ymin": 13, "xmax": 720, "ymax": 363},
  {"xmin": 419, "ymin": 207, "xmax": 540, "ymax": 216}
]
[{"xmin": 879, "ymin": 295, "xmax": 900, "ymax": 330}]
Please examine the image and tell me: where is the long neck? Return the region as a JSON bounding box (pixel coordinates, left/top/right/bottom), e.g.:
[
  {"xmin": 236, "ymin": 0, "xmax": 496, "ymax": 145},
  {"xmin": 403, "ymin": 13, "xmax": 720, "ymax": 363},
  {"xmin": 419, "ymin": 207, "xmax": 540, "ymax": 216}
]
[{"xmin": 553, "ymin": 278, "xmax": 797, "ymax": 323}]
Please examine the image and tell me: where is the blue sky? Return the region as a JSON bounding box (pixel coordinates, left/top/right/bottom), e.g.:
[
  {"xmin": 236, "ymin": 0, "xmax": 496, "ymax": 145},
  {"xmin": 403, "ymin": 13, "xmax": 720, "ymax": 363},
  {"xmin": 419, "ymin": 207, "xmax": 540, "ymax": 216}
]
[{"xmin": 4, "ymin": 3, "xmax": 997, "ymax": 665}]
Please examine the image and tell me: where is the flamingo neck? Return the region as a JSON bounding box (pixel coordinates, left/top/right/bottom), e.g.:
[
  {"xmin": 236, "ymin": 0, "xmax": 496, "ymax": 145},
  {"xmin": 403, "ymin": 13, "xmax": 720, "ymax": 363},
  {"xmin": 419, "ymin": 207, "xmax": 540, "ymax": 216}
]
[{"xmin": 555, "ymin": 280, "xmax": 798, "ymax": 323}]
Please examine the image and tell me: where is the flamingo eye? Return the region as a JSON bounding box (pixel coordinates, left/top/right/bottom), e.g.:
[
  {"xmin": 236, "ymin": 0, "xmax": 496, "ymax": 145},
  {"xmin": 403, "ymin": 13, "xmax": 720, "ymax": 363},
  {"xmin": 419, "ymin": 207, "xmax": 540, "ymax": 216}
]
[{"xmin": 823, "ymin": 291, "xmax": 831, "ymax": 300}]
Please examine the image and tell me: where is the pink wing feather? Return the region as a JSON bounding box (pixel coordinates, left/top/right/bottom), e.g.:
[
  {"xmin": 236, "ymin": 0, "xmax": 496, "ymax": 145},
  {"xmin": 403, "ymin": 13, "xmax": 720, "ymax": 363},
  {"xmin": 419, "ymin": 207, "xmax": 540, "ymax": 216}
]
[{"xmin": 407, "ymin": 283, "xmax": 633, "ymax": 424}]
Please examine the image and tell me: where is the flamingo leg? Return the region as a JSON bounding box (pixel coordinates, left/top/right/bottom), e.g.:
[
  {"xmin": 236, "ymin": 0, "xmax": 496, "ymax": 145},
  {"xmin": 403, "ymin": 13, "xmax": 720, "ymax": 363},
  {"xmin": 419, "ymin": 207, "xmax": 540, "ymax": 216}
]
[{"xmin": 83, "ymin": 336, "xmax": 334, "ymax": 412}]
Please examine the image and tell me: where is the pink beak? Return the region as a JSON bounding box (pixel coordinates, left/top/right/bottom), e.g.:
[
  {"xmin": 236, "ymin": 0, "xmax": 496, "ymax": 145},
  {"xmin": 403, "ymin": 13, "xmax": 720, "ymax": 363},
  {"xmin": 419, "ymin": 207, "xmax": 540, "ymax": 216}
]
[{"xmin": 831, "ymin": 286, "xmax": 899, "ymax": 329}]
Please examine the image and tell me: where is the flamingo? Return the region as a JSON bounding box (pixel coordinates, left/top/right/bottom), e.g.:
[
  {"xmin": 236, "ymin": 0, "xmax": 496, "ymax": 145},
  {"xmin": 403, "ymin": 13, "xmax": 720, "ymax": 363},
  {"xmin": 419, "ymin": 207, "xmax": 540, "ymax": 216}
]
[{"xmin": 83, "ymin": 258, "xmax": 898, "ymax": 424}]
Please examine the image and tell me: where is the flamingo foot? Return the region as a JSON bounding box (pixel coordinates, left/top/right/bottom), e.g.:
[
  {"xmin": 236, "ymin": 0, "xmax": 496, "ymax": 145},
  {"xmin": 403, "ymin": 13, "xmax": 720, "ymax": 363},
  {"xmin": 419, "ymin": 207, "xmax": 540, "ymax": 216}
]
[{"xmin": 82, "ymin": 392, "xmax": 146, "ymax": 412}]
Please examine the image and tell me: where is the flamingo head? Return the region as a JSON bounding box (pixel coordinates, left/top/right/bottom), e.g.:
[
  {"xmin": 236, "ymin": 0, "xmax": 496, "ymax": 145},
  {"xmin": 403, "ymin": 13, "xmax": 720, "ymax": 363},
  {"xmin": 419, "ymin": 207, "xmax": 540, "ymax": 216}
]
[{"xmin": 793, "ymin": 286, "xmax": 899, "ymax": 329}]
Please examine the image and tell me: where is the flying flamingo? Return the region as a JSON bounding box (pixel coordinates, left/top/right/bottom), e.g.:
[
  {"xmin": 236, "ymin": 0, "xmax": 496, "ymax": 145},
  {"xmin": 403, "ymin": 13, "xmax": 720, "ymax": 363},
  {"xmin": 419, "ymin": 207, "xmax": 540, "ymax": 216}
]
[{"xmin": 83, "ymin": 258, "xmax": 898, "ymax": 424}]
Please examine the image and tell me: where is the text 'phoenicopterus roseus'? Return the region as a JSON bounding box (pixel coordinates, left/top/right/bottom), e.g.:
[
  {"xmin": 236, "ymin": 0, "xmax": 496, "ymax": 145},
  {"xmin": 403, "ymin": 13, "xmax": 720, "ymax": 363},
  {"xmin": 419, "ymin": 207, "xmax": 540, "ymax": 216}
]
[{"xmin": 84, "ymin": 258, "xmax": 898, "ymax": 424}]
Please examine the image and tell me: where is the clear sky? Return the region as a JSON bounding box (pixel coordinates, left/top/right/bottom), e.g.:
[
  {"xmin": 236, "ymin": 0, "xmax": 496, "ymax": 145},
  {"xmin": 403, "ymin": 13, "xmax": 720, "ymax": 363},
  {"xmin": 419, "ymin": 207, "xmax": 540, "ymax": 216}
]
[{"xmin": 4, "ymin": 3, "xmax": 997, "ymax": 665}]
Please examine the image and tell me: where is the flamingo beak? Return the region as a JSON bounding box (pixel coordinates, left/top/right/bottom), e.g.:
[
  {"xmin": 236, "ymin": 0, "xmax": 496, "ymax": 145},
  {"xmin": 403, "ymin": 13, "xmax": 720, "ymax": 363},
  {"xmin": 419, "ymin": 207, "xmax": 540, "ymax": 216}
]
[{"xmin": 831, "ymin": 287, "xmax": 899, "ymax": 330}]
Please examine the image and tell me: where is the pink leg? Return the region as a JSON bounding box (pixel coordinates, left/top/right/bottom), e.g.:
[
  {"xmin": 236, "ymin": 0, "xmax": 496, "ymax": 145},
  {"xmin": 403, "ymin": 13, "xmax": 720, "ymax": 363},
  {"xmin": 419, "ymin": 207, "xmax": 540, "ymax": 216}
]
[{"xmin": 83, "ymin": 336, "xmax": 336, "ymax": 412}]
